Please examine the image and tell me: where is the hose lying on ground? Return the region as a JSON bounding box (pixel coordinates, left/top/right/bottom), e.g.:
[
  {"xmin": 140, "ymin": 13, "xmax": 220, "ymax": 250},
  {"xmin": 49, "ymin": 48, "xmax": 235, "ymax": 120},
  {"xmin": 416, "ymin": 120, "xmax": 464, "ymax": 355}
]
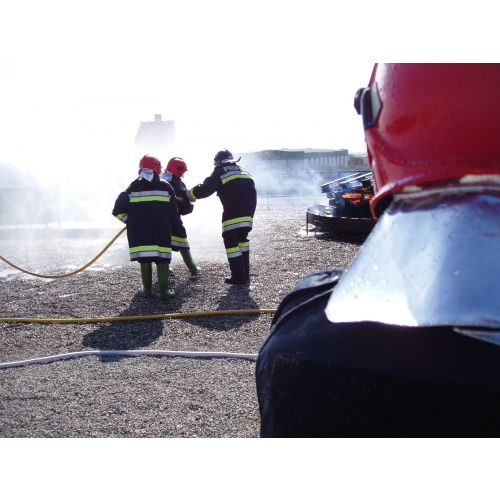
[
  {"xmin": 0, "ymin": 227, "xmax": 126, "ymax": 279},
  {"xmin": 0, "ymin": 308, "xmax": 277, "ymax": 324},
  {"xmin": 0, "ymin": 349, "xmax": 258, "ymax": 370}
]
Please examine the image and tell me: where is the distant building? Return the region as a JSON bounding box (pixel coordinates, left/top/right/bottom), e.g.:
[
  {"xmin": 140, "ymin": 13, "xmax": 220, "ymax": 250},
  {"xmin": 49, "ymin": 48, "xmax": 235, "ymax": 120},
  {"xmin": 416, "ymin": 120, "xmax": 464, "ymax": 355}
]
[
  {"xmin": 240, "ymin": 149, "xmax": 369, "ymax": 195},
  {"xmin": 134, "ymin": 114, "xmax": 176, "ymax": 157}
]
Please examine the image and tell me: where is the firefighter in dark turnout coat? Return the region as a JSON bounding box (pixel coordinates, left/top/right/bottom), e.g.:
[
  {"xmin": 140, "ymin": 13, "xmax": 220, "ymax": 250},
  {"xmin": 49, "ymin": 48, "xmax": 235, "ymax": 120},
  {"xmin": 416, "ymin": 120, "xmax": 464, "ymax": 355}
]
[
  {"xmin": 161, "ymin": 157, "xmax": 199, "ymax": 276},
  {"xmin": 188, "ymin": 149, "xmax": 257, "ymax": 284},
  {"xmin": 112, "ymin": 154, "xmax": 177, "ymax": 299},
  {"xmin": 256, "ymin": 64, "xmax": 500, "ymax": 437}
]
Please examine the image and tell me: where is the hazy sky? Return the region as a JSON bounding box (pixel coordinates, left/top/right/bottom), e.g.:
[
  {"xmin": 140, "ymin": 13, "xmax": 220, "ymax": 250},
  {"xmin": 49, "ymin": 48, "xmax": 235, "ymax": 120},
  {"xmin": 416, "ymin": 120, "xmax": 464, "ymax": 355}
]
[{"xmin": 0, "ymin": 0, "xmax": 496, "ymax": 184}]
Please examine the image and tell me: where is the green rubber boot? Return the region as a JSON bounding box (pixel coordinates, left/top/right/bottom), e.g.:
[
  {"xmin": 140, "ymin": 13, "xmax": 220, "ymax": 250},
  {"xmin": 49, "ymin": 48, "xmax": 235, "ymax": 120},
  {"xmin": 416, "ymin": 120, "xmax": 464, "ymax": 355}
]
[
  {"xmin": 140, "ymin": 262, "xmax": 152, "ymax": 297},
  {"xmin": 157, "ymin": 262, "xmax": 175, "ymax": 300},
  {"xmin": 180, "ymin": 248, "xmax": 200, "ymax": 277}
]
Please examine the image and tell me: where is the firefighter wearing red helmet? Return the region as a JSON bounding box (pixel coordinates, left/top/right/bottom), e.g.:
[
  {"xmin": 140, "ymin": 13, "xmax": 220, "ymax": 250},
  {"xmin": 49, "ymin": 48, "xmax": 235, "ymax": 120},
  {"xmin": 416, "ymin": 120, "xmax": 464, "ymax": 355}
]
[
  {"xmin": 188, "ymin": 149, "xmax": 257, "ymax": 285},
  {"xmin": 256, "ymin": 64, "xmax": 500, "ymax": 437},
  {"xmin": 112, "ymin": 155, "xmax": 177, "ymax": 299},
  {"xmin": 161, "ymin": 157, "xmax": 199, "ymax": 276}
]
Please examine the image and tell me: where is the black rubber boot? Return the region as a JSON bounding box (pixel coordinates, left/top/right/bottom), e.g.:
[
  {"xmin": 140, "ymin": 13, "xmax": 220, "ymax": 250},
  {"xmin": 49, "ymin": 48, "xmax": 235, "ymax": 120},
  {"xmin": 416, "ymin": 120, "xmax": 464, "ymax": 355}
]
[
  {"xmin": 140, "ymin": 262, "xmax": 152, "ymax": 297},
  {"xmin": 242, "ymin": 250, "xmax": 250, "ymax": 282},
  {"xmin": 180, "ymin": 248, "xmax": 200, "ymax": 277},
  {"xmin": 225, "ymin": 255, "xmax": 248, "ymax": 284},
  {"xmin": 157, "ymin": 262, "xmax": 175, "ymax": 300}
]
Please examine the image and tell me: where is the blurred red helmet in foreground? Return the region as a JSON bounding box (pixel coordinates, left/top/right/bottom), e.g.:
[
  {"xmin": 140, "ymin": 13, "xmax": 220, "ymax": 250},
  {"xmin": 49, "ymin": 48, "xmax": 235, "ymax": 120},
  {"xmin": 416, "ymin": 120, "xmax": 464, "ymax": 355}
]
[
  {"xmin": 166, "ymin": 157, "xmax": 188, "ymax": 177},
  {"xmin": 139, "ymin": 155, "xmax": 162, "ymax": 175},
  {"xmin": 355, "ymin": 63, "xmax": 500, "ymax": 217}
]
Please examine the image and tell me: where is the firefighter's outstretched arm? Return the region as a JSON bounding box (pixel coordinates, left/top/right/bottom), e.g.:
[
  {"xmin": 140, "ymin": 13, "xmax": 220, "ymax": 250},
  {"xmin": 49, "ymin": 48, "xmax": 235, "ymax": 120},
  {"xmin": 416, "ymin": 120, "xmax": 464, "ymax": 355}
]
[{"xmin": 188, "ymin": 170, "xmax": 220, "ymax": 201}]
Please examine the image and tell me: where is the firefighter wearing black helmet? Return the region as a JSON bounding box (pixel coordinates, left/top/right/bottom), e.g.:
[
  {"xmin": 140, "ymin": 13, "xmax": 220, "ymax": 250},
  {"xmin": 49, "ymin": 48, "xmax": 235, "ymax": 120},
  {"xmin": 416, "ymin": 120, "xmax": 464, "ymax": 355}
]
[{"xmin": 188, "ymin": 149, "xmax": 257, "ymax": 284}]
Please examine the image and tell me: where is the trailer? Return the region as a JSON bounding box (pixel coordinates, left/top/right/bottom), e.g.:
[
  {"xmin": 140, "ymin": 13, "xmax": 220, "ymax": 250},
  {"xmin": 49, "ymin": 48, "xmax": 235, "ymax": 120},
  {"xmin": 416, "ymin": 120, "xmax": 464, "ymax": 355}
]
[{"xmin": 306, "ymin": 171, "xmax": 376, "ymax": 235}]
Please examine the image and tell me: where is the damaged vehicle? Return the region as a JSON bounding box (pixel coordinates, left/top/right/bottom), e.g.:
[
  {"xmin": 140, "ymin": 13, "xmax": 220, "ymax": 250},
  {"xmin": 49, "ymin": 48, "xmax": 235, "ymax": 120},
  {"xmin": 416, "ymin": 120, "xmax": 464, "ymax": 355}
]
[{"xmin": 306, "ymin": 171, "xmax": 376, "ymax": 235}]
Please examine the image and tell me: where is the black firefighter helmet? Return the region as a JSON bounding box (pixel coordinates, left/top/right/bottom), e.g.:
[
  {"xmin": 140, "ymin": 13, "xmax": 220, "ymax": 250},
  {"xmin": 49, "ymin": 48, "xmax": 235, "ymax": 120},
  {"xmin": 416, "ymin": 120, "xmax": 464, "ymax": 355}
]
[{"xmin": 214, "ymin": 149, "xmax": 241, "ymax": 167}]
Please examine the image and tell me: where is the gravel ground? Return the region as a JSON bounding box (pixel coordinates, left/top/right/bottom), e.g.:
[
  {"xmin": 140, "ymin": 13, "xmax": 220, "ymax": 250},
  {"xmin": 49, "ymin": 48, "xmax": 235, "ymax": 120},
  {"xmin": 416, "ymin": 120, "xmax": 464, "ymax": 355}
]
[{"xmin": 0, "ymin": 196, "xmax": 365, "ymax": 437}]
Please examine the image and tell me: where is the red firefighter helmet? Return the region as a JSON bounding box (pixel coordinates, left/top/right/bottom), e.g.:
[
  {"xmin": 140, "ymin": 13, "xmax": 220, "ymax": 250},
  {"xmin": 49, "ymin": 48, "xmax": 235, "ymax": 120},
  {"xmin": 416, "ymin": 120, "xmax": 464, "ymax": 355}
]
[
  {"xmin": 139, "ymin": 155, "xmax": 162, "ymax": 175},
  {"xmin": 166, "ymin": 157, "xmax": 188, "ymax": 177},
  {"xmin": 355, "ymin": 63, "xmax": 500, "ymax": 217}
]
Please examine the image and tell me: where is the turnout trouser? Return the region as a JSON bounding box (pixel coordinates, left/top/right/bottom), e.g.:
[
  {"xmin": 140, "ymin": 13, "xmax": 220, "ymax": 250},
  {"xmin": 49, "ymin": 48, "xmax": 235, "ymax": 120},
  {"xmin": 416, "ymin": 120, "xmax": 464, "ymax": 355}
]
[{"xmin": 223, "ymin": 227, "xmax": 251, "ymax": 282}]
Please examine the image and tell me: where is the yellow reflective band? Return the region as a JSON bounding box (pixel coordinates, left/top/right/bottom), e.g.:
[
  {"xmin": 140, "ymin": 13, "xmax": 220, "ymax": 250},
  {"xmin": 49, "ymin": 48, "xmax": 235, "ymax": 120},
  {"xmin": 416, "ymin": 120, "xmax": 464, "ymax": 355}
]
[
  {"xmin": 225, "ymin": 246, "xmax": 240, "ymax": 254},
  {"xmin": 221, "ymin": 174, "xmax": 251, "ymax": 184},
  {"xmin": 223, "ymin": 216, "xmax": 253, "ymax": 227},
  {"xmin": 129, "ymin": 245, "xmax": 171, "ymax": 253},
  {"xmin": 188, "ymin": 189, "xmax": 196, "ymax": 201},
  {"xmin": 239, "ymin": 242, "xmax": 250, "ymax": 248},
  {"xmin": 115, "ymin": 213, "xmax": 127, "ymax": 221},
  {"xmin": 130, "ymin": 195, "xmax": 171, "ymax": 203},
  {"xmin": 171, "ymin": 236, "xmax": 188, "ymax": 243}
]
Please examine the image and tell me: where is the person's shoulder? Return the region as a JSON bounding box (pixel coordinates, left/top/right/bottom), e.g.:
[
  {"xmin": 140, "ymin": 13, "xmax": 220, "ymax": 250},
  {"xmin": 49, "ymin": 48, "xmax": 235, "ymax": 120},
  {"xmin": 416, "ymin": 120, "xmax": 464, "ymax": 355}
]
[
  {"xmin": 127, "ymin": 177, "xmax": 142, "ymax": 189},
  {"xmin": 177, "ymin": 178, "xmax": 188, "ymax": 189},
  {"xmin": 268, "ymin": 270, "xmax": 343, "ymax": 335},
  {"xmin": 210, "ymin": 165, "xmax": 223, "ymax": 175},
  {"xmin": 199, "ymin": 166, "xmax": 222, "ymax": 183},
  {"xmin": 158, "ymin": 178, "xmax": 176, "ymax": 193},
  {"xmin": 171, "ymin": 176, "xmax": 184, "ymax": 187},
  {"xmin": 157, "ymin": 177, "xmax": 171, "ymax": 187},
  {"xmin": 222, "ymin": 163, "xmax": 241, "ymax": 172}
]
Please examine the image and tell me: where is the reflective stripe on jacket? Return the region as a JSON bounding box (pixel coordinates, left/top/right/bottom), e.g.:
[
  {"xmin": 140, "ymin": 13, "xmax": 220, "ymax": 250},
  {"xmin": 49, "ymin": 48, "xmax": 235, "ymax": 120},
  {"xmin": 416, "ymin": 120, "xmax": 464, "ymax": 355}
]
[
  {"xmin": 190, "ymin": 163, "xmax": 257, "ymax": 231},
  {"xmin": 112, "ymin": 175, "xmax": 177, "ymax": 262}
]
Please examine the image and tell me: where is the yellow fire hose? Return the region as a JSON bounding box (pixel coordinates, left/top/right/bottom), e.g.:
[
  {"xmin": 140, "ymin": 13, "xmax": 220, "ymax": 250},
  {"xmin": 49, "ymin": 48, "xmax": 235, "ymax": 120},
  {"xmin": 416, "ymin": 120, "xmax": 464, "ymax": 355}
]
[
  {"xmin": 0, "ymin": 226, "xmax": 127, "ymax": 279},
  {"xmin": 0, "ymin": 309, "xmax": 277, "ymax": 324},
  {"xmin": 0, "ymin": 227, "xmax": 278, "ymax": 324}
]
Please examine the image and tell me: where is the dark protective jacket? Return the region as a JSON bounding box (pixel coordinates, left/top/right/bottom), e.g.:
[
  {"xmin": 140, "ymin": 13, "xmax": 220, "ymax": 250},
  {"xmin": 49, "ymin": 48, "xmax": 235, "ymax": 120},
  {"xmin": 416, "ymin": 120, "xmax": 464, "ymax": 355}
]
[
  {"xmin": 257, "ymin": 190, "xmax": 500, "ymax": 437},
  {"xmin": 256, "ymin": 270, "xmax": 500, "ymax": 437},
  {"xmin": 112, "ymin": 174, "xmax": 177, "ymax": 263},
  {"xmin": 162, "ymin": 172, "xmax": 193, "ymax": 217},
  {"xmin": 189, "ymin": 164, "xmax": 257, "ymax": 234},
  {"xmin": 161, "ymin": 171, "xmax": 193, "ymax": 248}
]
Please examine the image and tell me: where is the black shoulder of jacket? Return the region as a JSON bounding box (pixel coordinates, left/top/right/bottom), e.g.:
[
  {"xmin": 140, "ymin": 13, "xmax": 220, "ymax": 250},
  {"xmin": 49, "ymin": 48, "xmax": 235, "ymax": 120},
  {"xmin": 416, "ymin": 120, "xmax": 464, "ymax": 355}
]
[
  {"xmin": 171, "ymin": 176, "xmax": 187, "ymax": 191},
  {"xmin": 270, "ymin": 270, "xmax": 343, "ymax": 329}
]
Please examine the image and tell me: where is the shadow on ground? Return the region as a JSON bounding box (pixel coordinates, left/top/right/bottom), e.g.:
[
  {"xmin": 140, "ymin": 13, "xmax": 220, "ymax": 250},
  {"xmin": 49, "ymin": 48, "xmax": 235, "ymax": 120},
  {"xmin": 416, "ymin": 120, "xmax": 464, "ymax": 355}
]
[
  {"xmin": 312, "ymin": 230, "xmax": 370, "ymax": 244},
  {"xmin": 180, "ymin": 285, "xmax": 261, "ymax": 331},
  {"xmin": 82, "ymin": 290, "xmax": 184, "ymax": 351}
]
